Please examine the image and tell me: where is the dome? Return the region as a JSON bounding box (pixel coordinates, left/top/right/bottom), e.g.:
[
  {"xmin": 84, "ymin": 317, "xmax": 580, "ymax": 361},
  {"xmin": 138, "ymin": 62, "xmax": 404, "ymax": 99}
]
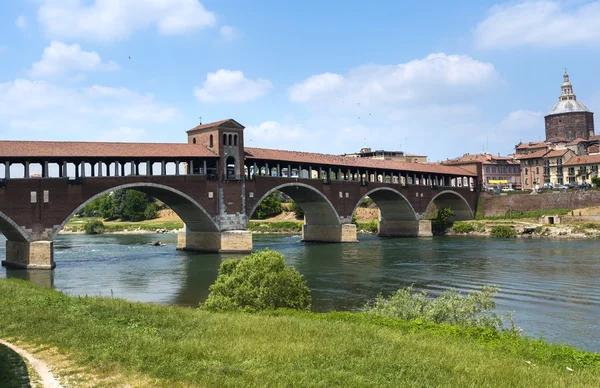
[
  {"xmin": 547, "ymin": 71, "xmax": 591, "ymax": 116},
  {"xmin": 548, "ymin": 99, "xmax": 590, "ymax": 115}
]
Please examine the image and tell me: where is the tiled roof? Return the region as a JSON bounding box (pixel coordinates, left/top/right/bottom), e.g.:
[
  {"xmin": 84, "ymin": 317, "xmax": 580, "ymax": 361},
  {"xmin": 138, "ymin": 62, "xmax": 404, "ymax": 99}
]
[
  {"xmin": 515, "ymin": 149, "xmax": 548, "ymax": 160},
  {"xmin": 245, "ymin": 147, "xmax": 475, "ymax": 176},
  {"xmin": 567, "ymin": 137, "xmax": 587, "ymax": 145},
  {"xmin": 0, "ymin": 141, "xmax": 217, "ymax": 159},
  {"xmin": 544, "ymin": 149, "xmax": 570, "ymax": 158},
  {"xmin": 516, "ymin": 142, "xmax": 547, "ymax": 150},
  {"xmin": 186, "ymin": 119, "xmax": 244, "ymax": 133},
  {"xmin": 444, "ymin": 153, "xmax": 518, "ymax": 165},
  {"xmin": 563, "ymin": 154, "xmax": 600, "ymax": 166}
]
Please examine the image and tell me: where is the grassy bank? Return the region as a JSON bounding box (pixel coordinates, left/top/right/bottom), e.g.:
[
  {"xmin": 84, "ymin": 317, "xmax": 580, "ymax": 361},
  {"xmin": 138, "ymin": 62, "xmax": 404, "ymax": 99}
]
[
  {"xmin": 0, "ymin": 279, "xmax": 598, "ymax": 387},
  {"xmin": 246, "ymin": 220, "xmax": 303, "ymax": 233},
  {"xmin": 63, "ymin": 217, "xmax": 184, "ymax": 233},
  {"xmin": 479, "ymin": 208, "xmax": 573, "ymax": 221}
]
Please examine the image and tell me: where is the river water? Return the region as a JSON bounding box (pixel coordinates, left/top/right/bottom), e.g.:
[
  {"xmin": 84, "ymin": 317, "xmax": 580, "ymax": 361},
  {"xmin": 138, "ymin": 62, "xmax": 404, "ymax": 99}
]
[{"xmin": 1, "ymin": 234, "xmax": 599, "ymax": 352}]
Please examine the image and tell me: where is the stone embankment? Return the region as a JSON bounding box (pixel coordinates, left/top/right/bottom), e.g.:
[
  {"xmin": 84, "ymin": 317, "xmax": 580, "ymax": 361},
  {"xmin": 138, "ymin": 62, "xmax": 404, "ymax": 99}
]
[
  {"xmin": 481, "ymin": 190, "xmax": 600, "ymax": 217},
  {"xmin": 448, "ymin": 220, "xmax": 600, "ymax": 239}
]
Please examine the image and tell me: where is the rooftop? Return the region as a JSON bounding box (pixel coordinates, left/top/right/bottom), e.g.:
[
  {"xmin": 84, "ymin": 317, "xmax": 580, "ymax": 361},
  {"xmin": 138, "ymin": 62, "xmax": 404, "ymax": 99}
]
[
  {"xmin": 547, "ymin": 72, "xmax": 591, "ymax": 116},
  {"xmin": 563, "ymin": 154, "xmax": 600, "ymax": 166}
]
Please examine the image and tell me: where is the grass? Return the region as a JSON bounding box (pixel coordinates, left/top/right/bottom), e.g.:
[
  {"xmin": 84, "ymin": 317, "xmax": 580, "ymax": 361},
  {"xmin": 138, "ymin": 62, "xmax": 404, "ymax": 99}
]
[
  {"xmin": 482, "ymin": 208, "xmax": 573, "ymax": 220},
  {"xmin": 246, "ymin": 220, "xmax": 302, "ymax": 232},
  {"xmin": 1, "ymin": 279, "xmax": 599, "ymax": 387},
  {"xmin": 64, "ymin": 217, "xmax": 184, "ymax": 233},
  {"xmin": 0, "ymin": 343, "xmax": 32, "ymax": 388}
]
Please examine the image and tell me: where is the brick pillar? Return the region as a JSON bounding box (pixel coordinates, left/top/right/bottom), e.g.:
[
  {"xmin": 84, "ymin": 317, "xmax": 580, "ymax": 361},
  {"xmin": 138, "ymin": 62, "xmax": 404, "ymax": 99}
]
[
  {"xmin": 177, "ymin": 230, "xmax": 252, "ymax": 253},
  {"xmin": 2, "ymin": 241, "xmax": 55, "ymax": 270},
  {"xmin": 302, "ymin": 224, "xmax": 357, "ymax": 243}
]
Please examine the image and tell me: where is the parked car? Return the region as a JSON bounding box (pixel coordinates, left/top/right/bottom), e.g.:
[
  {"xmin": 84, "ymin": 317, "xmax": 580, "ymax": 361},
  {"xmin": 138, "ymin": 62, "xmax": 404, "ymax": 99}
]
[
  {"xmin": 541, "ymin": 183, "xmax": 554, "ymax": 190},
  {"xmin": 501, "ymin": 187, "xmax": 515, "ymax": 192}
]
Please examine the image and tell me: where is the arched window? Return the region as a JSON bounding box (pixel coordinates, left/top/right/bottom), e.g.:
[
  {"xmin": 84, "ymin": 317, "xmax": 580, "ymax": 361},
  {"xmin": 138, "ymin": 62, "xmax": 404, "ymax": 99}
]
[
  {"xmin": 226, "ymin": 156, "xmax": 236, "ymax": 179},
  {"xmin": 234, "ymin": 134, "xmax": 237, "ymax": 146},
  {"xmin": 209, "ymin": 135, "xmax": 213, "ymax": 148},
  {"xmin": 228, "ymin": 134, "xmax": 233, "ymax": 146},
  {"xmin": 192, "ymin": 138, "xmax": 197, "ymax": 144},
  {"xmin": 223, "ymin": 134, "xmax": 227, "ymax": 145}
]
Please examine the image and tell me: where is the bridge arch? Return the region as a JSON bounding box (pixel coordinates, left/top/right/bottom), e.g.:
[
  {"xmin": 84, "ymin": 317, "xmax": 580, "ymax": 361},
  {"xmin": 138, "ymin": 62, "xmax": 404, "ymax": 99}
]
[
  {"xmin": 426, "ymin": 190, "xmax": 474, "ymax": 221},
  {"xmin": 52, "ymin": 182, "xmax": 219, "ymax": 238},
  {"xmin": 249, "ymin": 183, "xmax": 341, "ymax": 226},
  {"xmin": 0, "ymin": 210, "xmax": 30, "ymax": 242},
  {"xmin": 351, "ymin": 187, "xmax": 418, "ymax": 222}
]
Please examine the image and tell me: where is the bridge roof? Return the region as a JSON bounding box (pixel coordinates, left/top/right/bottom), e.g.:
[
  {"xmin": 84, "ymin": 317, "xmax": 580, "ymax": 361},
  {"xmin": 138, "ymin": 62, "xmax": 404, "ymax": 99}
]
[
  {"xmin": 0, "ymin": 140, "xmax": 218, "ymax": 159},
  {"xmin": 245, "ymin": 147, "xmax": 475, "ymax": 176}
]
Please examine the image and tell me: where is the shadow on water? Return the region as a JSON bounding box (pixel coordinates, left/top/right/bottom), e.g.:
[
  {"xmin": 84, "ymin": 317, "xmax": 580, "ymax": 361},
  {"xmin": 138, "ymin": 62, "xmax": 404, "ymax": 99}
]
[
  {"xmin": 4, "ymin": 268, "xmax": 54, "ymax": 289},
  {"xmin": 0, "ymin": 344, "xmax": 31, "ymax": 388}
]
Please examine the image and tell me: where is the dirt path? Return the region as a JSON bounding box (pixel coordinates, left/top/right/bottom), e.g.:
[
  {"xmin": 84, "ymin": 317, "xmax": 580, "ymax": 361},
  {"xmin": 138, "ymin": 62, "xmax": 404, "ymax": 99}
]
[{"xmin": 0, "ymin": 339, "xmax": 61, "ymax": 387}]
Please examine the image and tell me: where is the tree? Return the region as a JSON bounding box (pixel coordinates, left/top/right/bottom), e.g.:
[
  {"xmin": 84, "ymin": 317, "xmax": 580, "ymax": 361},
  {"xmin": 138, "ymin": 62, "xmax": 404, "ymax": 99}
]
[
  {"xmin": 432, "ymin": 207, "xmax": 453, "ymax": 234},
  {"xmin": 252, "ymin": 193, "xmax": 283, "ymax": 219},
  {"xmin": 289, "ymin": 199, "xmax": 304, "ymax": 220},
  {"xmin": 121, "ymin": 190, "xmax": 153, "ymax": 221},
  {"xmin": 201, "ymin": 249, "xmax": 311, "ymax": 312}
]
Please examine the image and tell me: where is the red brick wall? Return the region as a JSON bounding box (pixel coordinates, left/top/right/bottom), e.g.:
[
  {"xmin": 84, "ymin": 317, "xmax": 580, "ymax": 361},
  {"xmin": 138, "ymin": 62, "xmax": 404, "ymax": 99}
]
[{"xmin": 481, "ymin": 190, "xmax": 600, "ymax": 216}]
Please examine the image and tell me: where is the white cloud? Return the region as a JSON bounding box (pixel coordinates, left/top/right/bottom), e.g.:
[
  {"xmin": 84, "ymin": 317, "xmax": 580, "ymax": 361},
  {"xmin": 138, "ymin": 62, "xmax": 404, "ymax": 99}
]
[
  {"xmin": 0, "ymin": 79, "xmax": 177, "ymax": 130},
  {"xmin": 289, "ymin": 53, "xmax": 497, "ymax": 107},
  {"xmin": 38, "ymin": 0, "xmax": 217, "ymax": 42},
  {"xmin": 475, "ymin": 1, "xmax": 600, "ymax": 49},
  {"xmin": 30, "ymin": 41, "xmax": 119, "ymax": 78},
  {"xmin": 16, "ymin": 15, "xmax": 27, "ymax": 29},
  {"xmin": 246, "ymin": 121, "xmax": 304, "ymax": 143},
  {"xmin": 94, "ymin": 127, "xmax": 148, "ymax": 142},
  {"xmin": 194, "ymin": 69, "xmax": 272, "ymax": 103},
  {"xmin": 219, "ymin": 25, "xmax": 239, "ymax": 42}
]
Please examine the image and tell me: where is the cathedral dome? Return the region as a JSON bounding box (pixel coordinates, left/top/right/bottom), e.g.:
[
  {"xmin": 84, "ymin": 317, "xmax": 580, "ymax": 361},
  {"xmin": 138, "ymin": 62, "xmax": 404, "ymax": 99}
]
[{"xmin": 547, "ymin": 71, "xmax": 590, "ymax": 116}]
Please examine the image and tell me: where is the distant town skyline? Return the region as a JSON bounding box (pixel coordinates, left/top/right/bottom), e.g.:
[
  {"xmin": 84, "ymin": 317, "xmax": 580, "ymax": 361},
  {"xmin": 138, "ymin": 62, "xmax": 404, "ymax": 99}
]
[{"xmin": 1, "ymin": 1, "xmax": 599, "ymax": 161}]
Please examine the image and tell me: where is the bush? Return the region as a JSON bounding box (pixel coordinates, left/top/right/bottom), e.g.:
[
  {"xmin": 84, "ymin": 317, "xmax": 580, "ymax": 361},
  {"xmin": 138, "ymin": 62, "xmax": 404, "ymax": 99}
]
[
  {"xmin": 432, "ymin": 207, "xmax": 453, "ymax": 234},
  {"xmin": 84, "ymin": 219, "xmax": 105, "ymax": 235},
  {"xmin": 253, "ymin": 193, "xmax": 283, "ymax": 219},
  {"xmin": 364, "ymin": 285, "xmax": 512, "ymax": 332},
  {"xmin": 358, "ymin": 197, "xmax": 374, "ymax": 208},
  {"xmin": 290, "ymin": 200, "xmax": 304, "ymax": 220},
  {"xmin": 490, "ymin": 225, "xmax": 517, "ymax": 238},
  {"xmin": 452, "ymin": 222, "xmax": 475, "ymax": 234},
  {"xmin": 143, "ymin": 203, "xmax": 158, "ymax": 220},
  {"xmin": 592, "ymin": 177, "xmax": 600, "ymax": 187},
  {"xmin": 201, "ymin": 249, "xmax": 311, "ymax": 312}
]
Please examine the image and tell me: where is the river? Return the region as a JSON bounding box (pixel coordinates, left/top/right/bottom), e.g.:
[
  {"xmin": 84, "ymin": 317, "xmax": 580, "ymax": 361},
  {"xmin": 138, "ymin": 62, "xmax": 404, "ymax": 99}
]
[{"xmin": 1, "ymin": 234, "xmax": 599, "ymax": 353}]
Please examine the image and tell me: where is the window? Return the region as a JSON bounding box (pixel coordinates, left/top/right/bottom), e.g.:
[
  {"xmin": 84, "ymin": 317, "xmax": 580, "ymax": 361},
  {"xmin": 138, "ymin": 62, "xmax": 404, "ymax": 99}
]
[
  {"xmin": 209, "ymin": 135, "xmax": 213, "ymax": 148},
  {"xmin": 486, "ymin": 167, "xmax": 490, "ymax": 173},
  {"xmin": 536, "ymin": 167, "xmax": 539, "ymax": 174},
  {"xmin": 234, "ymin": 134, "xmax": 238, "ymax": 146},
  {"xmin": 228, "ymin": 134, "xmax": 233, "ymax": 146},
  {"xmin": 492, "ymin": 167, "xmax": 496, "ymax": 173},
  {"xmin": 525, "ymin": 168, "xmax": 528, "ymax": 175},
  {"xmin": 192, "ymin": 138, "xmax": 196, "ymax": 144},
  {"xmin": 525, "ymin": 178, "xmax": 529, "ymax": 185},
  {"xmin": 223, "ymin": 134, "xmax": 227, "ymax": 145}
]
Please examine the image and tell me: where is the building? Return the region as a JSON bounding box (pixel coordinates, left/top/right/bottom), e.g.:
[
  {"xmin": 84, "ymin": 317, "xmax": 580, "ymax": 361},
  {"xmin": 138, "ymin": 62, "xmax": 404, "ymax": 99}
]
[
  {"xmin": 545, "ymin": 71, "xmax": 595, "ymax": 141},
  {"xmin": 543, "ymin": 149, "xmax": 575, "ymax": 186},
  {"xmin": 442, "ymin": 153, "xmax": 521, "ymax": 190},
  {"xmin": 343, "ymin": 148, "xmax": 428, "ymax": 163},
  {"xmin": 563, "ymin": 155, "xmax": 600, "ymax": 185}
]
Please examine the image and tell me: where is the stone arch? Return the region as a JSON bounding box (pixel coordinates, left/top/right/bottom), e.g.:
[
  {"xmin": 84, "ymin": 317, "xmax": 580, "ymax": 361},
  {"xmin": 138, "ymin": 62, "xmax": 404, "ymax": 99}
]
[
  {"xmin": 0, "ymin": 210, "xmax": 30, "ymax": 242},
  {"xmin": 52, "ymin": 182, "xmax": 219, "ymax": 238},
  {"xmin": 351, "ymin": 187, "xmax": 418, "ymax": 222},
  {"xmin": 426, "ymin": 190, "xmax": 474, "ymax": 221},
  {"xmin": 249, "ymin": 183, "xmax": 341, "ymax": 226}
]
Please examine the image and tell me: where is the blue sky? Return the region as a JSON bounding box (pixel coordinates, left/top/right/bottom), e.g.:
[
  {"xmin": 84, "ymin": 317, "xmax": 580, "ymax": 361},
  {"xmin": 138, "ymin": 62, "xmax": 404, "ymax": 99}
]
[{"xmin": 1, "ymin": 0, "xmax": 600, "ymax": 162}]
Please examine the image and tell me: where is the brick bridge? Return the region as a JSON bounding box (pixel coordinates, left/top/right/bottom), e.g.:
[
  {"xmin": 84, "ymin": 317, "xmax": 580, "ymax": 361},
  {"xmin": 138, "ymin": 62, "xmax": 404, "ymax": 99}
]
[{"xmin": 0, "ymin": 119, "xmax": 478, "ymax": 269}]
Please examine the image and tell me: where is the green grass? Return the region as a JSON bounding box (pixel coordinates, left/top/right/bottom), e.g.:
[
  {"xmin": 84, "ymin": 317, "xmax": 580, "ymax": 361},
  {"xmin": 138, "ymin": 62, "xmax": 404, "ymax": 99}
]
[
  {"xmin": 0, "ymin": 343, "xmax": 31, "ymax": 387},
  {"xmin": 0, "ymin": 279, "xmax": 599, "ymax": 387},
  {"xmin": 64, "ymin": 217, "xmax": 184, "ymax": 233},
  {"xmin": 482, "ymin": 208, "xmax": 573, "ymax": 220},
  {"xmin": 246, "ymin": 220, "xmax": 302, "ymax": 232},
  {"xmin": 355, "ymin": 220, "xmax": 378, "ymax": 233}
]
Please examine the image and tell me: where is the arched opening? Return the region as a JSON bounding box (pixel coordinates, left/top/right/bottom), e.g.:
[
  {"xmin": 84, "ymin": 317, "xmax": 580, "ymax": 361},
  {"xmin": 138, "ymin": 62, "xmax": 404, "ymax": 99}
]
[
  {"xmin": 228, "ymin": 134, "xmax": 233, "ymax": 146},
  {"xmin": 52, "ymin": 183, "xmax": 219, "ymax": 238},
  {"xmin": 233, "ymin": 134, "xmax": 237, "ymax": 146},
  {"xmin": 223, "ymin": 134, "xmax": 227, "ymax": 146},
  {"xmin": 0, "ymin": 210, "xmax": 30, "ymax": 242},
  {"xmin": 425, "ymin": 190, "xmax": 474, "ymax": 222},
  {"xmin": 249, "ymin": 183, "xmax": 340, "ymax": 227},
  {"xmin": 351, "ymin": 188, "xmax": 418, "ymax": 237},
  {"xmin": 193, "ymin": 138, "xmax": 197, "ymax": 144},
  {"xmin": 209, "ymin": 135, "xmax": 213, "ymax": 148},
  {"xmin": 226, "ymin": 156, "xmax": 236, "ymax": 179}
]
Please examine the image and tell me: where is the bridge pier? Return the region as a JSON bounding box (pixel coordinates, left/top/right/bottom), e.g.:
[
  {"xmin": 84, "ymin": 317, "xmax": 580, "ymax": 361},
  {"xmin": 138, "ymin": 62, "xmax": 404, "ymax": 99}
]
[
  {"xmin": 378, "ymin": 220, "xmax": 432, "ymax": 237},
  {"xmin": 176, "ymin": 230, "xmax": 253, "ymax": 253},
  {"xmin": 301, "ymin": 224, "xmax": 358, "ymax": 243},
  {"xmin": 1, "ymin": 240, "xmax": 55, "ymax": 270}
]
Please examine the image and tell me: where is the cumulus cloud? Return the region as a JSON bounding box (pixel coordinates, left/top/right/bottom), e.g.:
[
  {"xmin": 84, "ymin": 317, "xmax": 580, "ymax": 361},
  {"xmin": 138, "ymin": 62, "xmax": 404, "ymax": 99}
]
[
  {"xmin": 29, "ymin": 41, "xmax": 119, "ymax": 78},
  {"xmin": 15, "ymin": 15, "xmax": 27, "ymax": 29},
  {"xmin": 0, "ymin": 79, "xmax": 177, "ymax": 129},
  {"xmin": 219, "ymin": 25, "xmax": 240, "ymax": 42},
  {"xmin": 194, "ymin": 69, "xmax": 272, "ymax": 103},
  {"xmin": 288, "ymin": 53, "xmax": 497, "ymax": 107},
  {"xmin": 38, "ymin": 0, "xmax": 217, "ymax": 42},
  {"xmin": 474, "ymin": 1, "xmax": 600, "ymax": 49}
]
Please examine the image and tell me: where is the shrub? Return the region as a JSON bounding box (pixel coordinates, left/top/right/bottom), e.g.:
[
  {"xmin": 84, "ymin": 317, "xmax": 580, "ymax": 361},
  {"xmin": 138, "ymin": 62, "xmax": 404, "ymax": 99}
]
[
  {"xmin": 432, "ymin": 207, "xmax": 453, "ymax": 234},
  {"xmin": 253, "ymin": 193, "xmax": 283, "ymax": 219},
  {"xmin": 358, "ymin": 197, "xmax": 374, "ymax": 208},
  {"xmin": 84, "ymin": 219, "xmax": 105, "ymax": 235},
  {"xmin": 452, "ymin": 222, "xmax": 475, "ymax": 234},
  {"xmin": 290, "ymin": 200, "xmax": 304, "ymax": 220},
  {"xmin": 201, "ymin": 249, "xmax": 311, "ymax": 312},
  {"xmin": 490, "ymin": 225, "xmax": 517, "ymax": 238},
  {"xmin": 143, "ymin": 203, "xmax": 158, "ymax": 220},
  {"xmin": 592, "ymin": 177, "xmax": 600, "ymax": 187},
  {"xmin": 364, "ymin": 285, "xmax": 512, "ymax": 332}
]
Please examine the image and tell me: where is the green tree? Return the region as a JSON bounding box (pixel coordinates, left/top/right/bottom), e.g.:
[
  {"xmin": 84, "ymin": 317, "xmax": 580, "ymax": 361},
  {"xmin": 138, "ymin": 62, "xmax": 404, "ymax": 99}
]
[
  {"xmin": 201, "ymin": 249, "xmax": 311, "ymax": 312},
  {"xmin": 121, "ymin": 190, "xmax": 153, "ymax": 221},
  {"xmin": 289, "ymin": 199, "xmax": 304, "ymax": 220},
  {"xmin": 592, "ymin": 177, "xmax": 600, "ymax": 187},
  {"xmin": 84, "ymin": 219, "xmax": 105, "ymax": 234},
  {"xmin": 252, "ymin": 193, "xmax": 283, "ymax": 219},
  {"xmin": 432, "ymin": 207, "xmax": 453, "ymax": 234}
]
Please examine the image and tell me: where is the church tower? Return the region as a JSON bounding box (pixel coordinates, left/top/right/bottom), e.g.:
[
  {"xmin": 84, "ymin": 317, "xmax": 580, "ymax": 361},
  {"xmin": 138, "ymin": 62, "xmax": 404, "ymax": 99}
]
[{"xmin": 545, "ymin": 71, "xmax": 594, "ymax": 141}]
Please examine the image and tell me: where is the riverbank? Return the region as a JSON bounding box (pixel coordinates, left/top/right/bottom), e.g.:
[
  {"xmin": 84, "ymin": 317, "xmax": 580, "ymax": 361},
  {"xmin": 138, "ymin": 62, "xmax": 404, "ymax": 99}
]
[
  {"xmin": 448, "ymin": 219, "xmax": 600, "ymax": 239},
  {"xmin": 1, "ymin": 278, "xmax": 598, "ymax": 387}
]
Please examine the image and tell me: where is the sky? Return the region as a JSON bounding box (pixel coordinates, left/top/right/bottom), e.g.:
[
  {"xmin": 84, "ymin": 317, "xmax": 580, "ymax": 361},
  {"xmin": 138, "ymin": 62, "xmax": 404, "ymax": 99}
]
[{"xmin": 1, "ymin": 0, "xmax": 600, "ymax": 162}]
